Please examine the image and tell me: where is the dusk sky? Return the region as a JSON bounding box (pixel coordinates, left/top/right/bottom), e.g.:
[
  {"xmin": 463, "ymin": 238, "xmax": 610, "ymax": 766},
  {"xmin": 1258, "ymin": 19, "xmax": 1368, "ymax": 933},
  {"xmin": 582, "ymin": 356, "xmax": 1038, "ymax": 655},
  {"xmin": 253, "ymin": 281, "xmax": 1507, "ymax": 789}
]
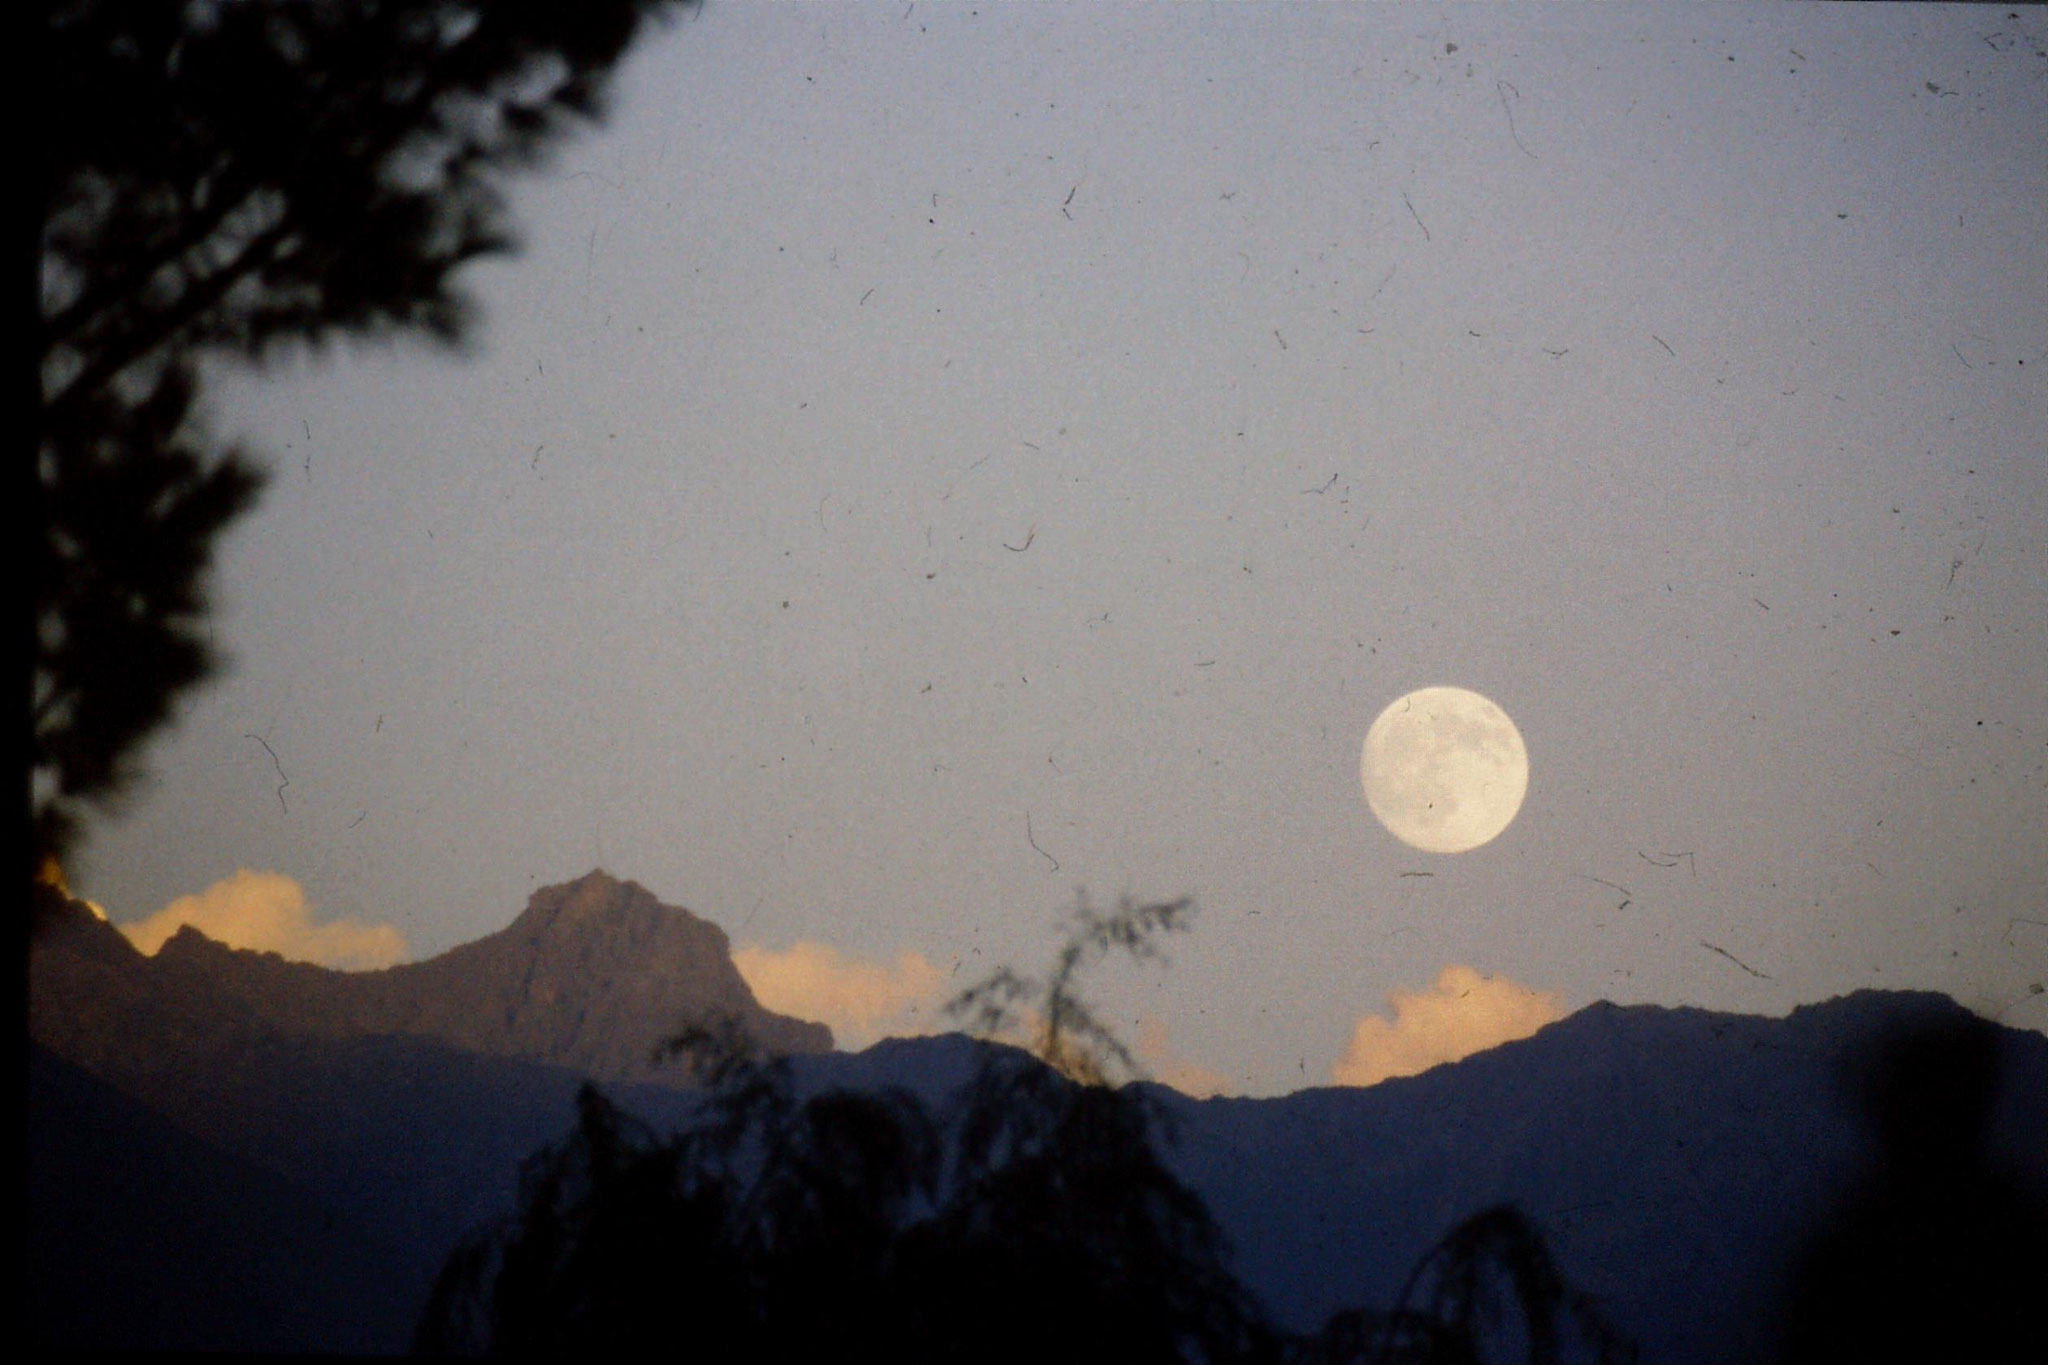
[{"xmin": 76, "ymin": 2, "xmax": 2047, "ymax": 1097}]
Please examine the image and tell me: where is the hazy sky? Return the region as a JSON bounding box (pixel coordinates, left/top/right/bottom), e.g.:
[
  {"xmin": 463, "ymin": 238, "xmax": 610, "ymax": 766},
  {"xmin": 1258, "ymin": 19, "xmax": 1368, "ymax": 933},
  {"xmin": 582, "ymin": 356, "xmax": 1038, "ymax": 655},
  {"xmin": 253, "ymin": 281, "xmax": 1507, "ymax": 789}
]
[{"xmin": 77, "ymin": 2, "xmax": 2048, "ymax": 1096}]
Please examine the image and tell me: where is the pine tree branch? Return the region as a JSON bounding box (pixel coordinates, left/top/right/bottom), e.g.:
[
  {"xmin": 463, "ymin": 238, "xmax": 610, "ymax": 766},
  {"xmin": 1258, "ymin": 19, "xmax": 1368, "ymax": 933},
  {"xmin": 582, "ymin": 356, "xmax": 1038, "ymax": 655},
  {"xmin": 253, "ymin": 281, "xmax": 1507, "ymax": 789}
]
[
  {"xmin": 40, "ymin": 1, "xmax": 559, "ymax": 372},
  {"xmin": 44, "ymin": 216, "xmax": 295, "ymax": 413}
]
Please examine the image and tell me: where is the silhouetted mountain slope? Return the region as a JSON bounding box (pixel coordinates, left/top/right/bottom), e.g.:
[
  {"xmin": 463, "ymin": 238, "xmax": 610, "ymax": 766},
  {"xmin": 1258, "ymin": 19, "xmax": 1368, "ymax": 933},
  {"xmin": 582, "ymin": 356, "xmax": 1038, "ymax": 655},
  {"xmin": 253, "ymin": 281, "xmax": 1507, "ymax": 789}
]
[
  {"xmin": 28, "ymin": 1042, "xmax": 420, "ymax": 1353},
  {"xmin": 29, "ymin": 1021, "xmax": 701, "ymax": 1352},
  {"xmin": 146, "ymin": 869, "xmax": 832, "ymax": 1081},
  {"xmin": 1121, "ymin": 993, "xmax": 2047, "ymax": 1364},
  {"xmin": 28, "ymin": 880, "xmax": 710, "ymax": 1350},
  {"xmin": 31, "ymin": 886, "xmax": 592, "ymax": 1237},
  {"xmin": 746, "ymin": 993, "xmax": 2046, "ymax": 1365},
  {"xmin": 31, "ymin": 873, "xmax": 2047, "ymax": 1360}
]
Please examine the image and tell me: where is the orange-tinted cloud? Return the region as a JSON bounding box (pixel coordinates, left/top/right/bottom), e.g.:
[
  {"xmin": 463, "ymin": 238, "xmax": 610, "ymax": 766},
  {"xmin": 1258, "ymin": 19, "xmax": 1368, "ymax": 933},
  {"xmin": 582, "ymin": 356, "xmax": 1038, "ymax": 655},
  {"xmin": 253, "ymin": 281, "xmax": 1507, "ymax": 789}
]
[
  {"xmin": 1136, "ymin": 1016, "xmax": 1232, "ymax": 1099},
  {"xmin": 119, "ymin": 869, "xmax": 408, "ymax": 971},
  {"xmin": 733, "ymin": 941, "xmax": 945, "ymax": 1049},
  {"xmin": 36, "ymin": 857, "xmax": 108, "ymax": 920},
  {"xmin": 1331, "ymin": 964, "xmax": 1564, "ymax": 1087}
]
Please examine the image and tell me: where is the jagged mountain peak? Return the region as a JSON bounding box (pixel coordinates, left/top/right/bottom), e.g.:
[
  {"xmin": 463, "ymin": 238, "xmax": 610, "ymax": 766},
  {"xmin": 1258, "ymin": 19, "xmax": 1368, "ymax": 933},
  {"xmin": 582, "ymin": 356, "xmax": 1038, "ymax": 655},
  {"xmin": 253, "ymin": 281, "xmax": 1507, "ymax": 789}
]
[
  {"xmin": 516, "ymin": 867, "xmax": 661, "ymax": 927},
  {"xmin": 502, "ymin": 868, "xmax": 733, "ymax": 957},
  {"xmin": 35, "ymin": 871, "xmax": 832, "ymax": 1087},
  {"xmin": 32, "ymin": 863, "xmax": 2048, "ymax": 1363}
]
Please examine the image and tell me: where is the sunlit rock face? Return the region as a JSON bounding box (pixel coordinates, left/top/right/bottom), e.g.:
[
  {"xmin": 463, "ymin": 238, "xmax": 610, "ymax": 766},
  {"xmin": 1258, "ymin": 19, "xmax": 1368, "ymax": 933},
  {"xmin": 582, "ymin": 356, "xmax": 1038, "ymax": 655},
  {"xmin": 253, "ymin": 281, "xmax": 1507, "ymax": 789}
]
[{"xmin": 38, "ymin": 870, "xmax": 832, "ymax": 1087}]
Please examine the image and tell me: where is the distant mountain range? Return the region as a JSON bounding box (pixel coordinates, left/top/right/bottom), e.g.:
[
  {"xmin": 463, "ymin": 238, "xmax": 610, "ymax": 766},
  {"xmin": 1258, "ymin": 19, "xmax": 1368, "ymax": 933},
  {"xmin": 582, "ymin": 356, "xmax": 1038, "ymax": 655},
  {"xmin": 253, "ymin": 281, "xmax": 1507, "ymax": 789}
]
[
  {"xmin": 28, "ymin": 870, "xmax": 2048, "ymax": 1357},
  {"xmin": 33, "ymin": 868, "xmax": 828, "ymax": 1091},
  {"xmin": 29, "ymin": 871, "xmax": 744, "ymax": 1350}
]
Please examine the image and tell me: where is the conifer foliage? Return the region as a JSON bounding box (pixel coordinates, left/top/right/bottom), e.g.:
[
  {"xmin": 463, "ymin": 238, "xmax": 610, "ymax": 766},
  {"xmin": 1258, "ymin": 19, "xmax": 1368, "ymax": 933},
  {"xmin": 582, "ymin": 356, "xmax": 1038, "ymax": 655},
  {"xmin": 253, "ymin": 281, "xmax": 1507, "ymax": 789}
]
[{"xmin": 32, "ymin": 0, "xmax": 682, "ymax": 868}]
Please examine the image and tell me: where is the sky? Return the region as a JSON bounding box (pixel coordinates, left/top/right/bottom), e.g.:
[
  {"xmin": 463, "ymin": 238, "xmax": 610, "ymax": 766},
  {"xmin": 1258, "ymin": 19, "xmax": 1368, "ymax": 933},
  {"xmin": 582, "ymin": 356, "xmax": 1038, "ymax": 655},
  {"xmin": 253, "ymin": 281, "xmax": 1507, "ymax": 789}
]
[{"xmin": 74, "ymin": 2, "xmax": 2048, "ymax": 1097}]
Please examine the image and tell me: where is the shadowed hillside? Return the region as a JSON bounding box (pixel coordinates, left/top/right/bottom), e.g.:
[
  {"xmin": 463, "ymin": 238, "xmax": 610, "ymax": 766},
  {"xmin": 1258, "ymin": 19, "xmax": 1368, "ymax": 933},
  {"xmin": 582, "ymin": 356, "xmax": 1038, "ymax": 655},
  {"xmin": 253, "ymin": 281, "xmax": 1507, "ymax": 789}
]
[
  {"xmin": 29, "ymin": 1043, "xmax": 422, "ymax": 1353},
  {"xmin": 30, "ymin": 873, "xmax": 2048, "ymax": 1359},
  {"xmin": 28, "ymin": 872, "xmax": 819, "ymax": 1349},
  {"xmin": 1133, "ymin": 992, "xmax": 2048, "ymax": 1363},
  {"xmin": 36, "ymin": 870, "xmax": 829, "ymax": 1086}
]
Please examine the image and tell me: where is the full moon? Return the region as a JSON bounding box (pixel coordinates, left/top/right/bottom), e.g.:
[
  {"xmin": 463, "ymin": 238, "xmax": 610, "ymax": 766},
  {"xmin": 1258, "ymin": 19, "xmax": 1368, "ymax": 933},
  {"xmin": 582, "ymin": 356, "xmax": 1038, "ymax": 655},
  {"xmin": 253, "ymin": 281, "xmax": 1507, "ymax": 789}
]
[{"xmin": 1360, "ymin": 687, "xmax": 1529, "ymax": 853}]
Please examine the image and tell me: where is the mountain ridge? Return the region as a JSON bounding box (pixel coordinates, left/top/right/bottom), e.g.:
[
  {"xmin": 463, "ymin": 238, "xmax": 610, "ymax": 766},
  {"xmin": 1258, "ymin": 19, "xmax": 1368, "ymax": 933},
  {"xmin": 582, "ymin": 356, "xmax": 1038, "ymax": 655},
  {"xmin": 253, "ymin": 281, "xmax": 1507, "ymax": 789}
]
[
  {"xmin": 138, "ymin": 868, "xmax": 831, "ymax": 1081},
  {"xmin": 1131, "ymin": 988, "xmax": 2048, "ymax": 1361},
  {"xmin": 30, "ymin": 872, "xmax": 2048, "ymax": 1358},
  {"xmin": 28, "ymin": 1042, "xmax": 424, "ymax": 1353}
]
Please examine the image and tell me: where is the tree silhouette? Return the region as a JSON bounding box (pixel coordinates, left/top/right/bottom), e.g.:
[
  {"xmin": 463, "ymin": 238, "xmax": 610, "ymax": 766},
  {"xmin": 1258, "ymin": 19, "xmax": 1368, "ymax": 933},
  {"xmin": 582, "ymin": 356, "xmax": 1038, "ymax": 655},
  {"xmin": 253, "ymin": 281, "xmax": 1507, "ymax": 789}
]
[
  {"xmin": 898, "ymin": 895, "xmax": 1279, "ymax": 1365},
  {"xmin": 417, "ymin": 897, "xmax": 1629, "ymax": 1363},
  {"xmin": 32, "ymin": 0, "xmax": 685, "ymax": 873},
  {"xmin": 1777, "ymin": 1010, "xmax": 2048, "ymax": 1364},
  {"xmin": 417, "ymin": 896, "xmax": 1281, "ymax": 1360},
  {"xmin": 1319, "ymin": 1203, "xmax": 1637, "ymax": 1365}
]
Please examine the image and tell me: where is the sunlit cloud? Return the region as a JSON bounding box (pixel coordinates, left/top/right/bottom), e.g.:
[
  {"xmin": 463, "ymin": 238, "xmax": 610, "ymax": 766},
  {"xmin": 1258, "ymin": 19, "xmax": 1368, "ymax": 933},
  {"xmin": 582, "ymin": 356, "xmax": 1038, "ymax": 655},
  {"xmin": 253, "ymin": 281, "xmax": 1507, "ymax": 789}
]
[
  {"xmin": 1331, "ymin": 964, "xmax": 1564, "ymax": 1087},
  {"xmin": 1136, "ymin": 1016, "xmax": 1233, "ymax": 1099},
  {"xmin": 35, "ymin": 856, "xmax": 108, "ymax": 921},
  {"xmin": 119, "ymin": 869, "xmax": 408, "ymax": 971},
  {"xmin": 733, "ymin": 941, "xmax": 945, "ymax": 1049}
]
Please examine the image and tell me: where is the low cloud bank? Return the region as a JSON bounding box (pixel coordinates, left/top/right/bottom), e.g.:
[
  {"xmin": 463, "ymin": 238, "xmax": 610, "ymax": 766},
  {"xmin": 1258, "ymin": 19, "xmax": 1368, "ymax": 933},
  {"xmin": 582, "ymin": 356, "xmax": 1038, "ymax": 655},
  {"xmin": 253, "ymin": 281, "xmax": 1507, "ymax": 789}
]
[
  {"xmin": 1136, "ymin": 1017, "xmax": 1232, "ymax": 1098},
  {"xmin": 1331, "ymin": 964, "xmax": 1564, "ymax": 1087},
  {"xmin": 733, "ymin": 941, "xmax": 945, "ymax": 1049},
  {"xmin": 119, "ymin": 869, "xmax": 409, "ymax": 971}
]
